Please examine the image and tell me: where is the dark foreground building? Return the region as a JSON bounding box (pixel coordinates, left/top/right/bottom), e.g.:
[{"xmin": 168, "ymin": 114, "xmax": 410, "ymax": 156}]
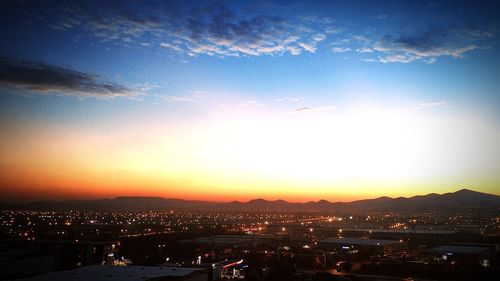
[{"xmin": 21, "ymin": 265, "xmax": 207, "ymax": 281}]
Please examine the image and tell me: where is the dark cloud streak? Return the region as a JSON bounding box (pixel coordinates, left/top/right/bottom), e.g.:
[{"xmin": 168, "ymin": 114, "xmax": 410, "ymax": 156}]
[
  {"xmin": 0, "ymin": 58, "xmax": 135, "ymax": 98},
  {"xmin": 372, "ymin": 26, "xmax": 492, "ymax": 63}
]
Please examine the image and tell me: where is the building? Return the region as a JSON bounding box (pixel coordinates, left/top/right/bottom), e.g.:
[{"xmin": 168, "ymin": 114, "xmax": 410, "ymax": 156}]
[
  {"xmin": 22, "ymin": 265, "xmax": 207, "ymax": 281},
  {"xmin": 0, "ymin": 240, "xmax": 118, "ymax": 270},
  {"xmin": 0, "ymin": 249, "xmax": 55, "ymax": 279},
  {"xmin": 265, "ymin": 224, "xmax": 336, "ymax": 240},
  {"xmin": 318, "ymin": 237, "xmax": 407, "ymax": 257},
  {"xmin": 186, "ymin": 235, "xmax": 256, "ymax": 248},
  {"xmin": 181, "ymin": 234, "xmax": 277, "ymax": 260},
  {"xmin": 341, "ymin": 228, "xmax": 460, "ymax": 240},
  {"xmin": 425, "ymin": 245, "xmax": 495, "ymax": 268}
]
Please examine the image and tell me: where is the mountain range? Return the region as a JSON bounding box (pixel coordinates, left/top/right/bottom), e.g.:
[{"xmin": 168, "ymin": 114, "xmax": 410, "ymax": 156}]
[{"xmin": 1, "ymin": 189, "xmax": 499, "ymax": 214}]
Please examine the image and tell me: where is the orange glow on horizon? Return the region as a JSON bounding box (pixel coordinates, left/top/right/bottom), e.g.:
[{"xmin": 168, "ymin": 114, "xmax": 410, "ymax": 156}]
[
  {"xmin": 0, "ymin": 182, "xmax": 419, "ymax": 203},
  {"xmin": 1, "ymin": 103, "xmax": 499, "ymax": 202}
]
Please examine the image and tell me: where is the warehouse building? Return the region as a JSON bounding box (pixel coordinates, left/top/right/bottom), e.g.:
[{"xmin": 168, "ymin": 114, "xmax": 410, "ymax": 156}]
[{"xmin": 318, "ymin": 237, "xmax": 407, "ymax": 258}]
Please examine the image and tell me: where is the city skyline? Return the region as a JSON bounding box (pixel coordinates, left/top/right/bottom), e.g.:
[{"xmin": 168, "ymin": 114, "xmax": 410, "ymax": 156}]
[{"xmin": 1, "ymin": 0, "xmax": 500, "ymax": 203}]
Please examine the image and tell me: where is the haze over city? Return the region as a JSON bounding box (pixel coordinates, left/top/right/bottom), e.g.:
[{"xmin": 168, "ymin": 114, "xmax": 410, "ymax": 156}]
[{"xmin": 1, "ymin": 0, "xmax": 500, "ymax": 203}]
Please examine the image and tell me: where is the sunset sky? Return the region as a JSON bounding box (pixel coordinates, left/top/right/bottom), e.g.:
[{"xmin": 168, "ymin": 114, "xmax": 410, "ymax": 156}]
[{"xmin": 1, "ymin": 0, "xmax": 499, "ymax": 202}]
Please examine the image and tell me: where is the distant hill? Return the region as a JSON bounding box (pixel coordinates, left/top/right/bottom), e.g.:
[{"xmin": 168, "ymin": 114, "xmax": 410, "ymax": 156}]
[
  {"xmin": 329, "ymin": 189, "xmax": 500, "ymax": 213},
  {"xmin": 1, "ymin": 189, "xmax": 499, "ymax": 213},
  {"xmin": 220, "ymin": 189, "xmax": 500, "ymax": 213},
  {"xmin": 3, "ymin": 197, "xmax": 217, "ymax": 211}
]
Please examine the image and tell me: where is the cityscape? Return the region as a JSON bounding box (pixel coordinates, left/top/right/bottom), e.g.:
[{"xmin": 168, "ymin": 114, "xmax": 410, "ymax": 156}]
[
  {"xmin": 1, "ymin": 1, "xmax": 500, "ymax": 281},
  {"xmin": 1, "ymin": 189, "xmax": 499, "ymax": 280}
]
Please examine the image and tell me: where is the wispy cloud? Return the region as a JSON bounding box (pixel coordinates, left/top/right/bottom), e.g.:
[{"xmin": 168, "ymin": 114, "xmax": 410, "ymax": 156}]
[
  {"xmin": 49, "ymin": 2, "xmax": 163, "ymax": 45},
  {"xmin": 372, "ymin": 27, "xmax": 491, "ymax": 63},
  {"xmin": 299, "ymin": 15, "xmax": 333, "ymax": 25},
  {"xmin": 276, "ymin": 96, "xmax": 303, "ymax": 103},
  {"xmin": 235, "ymin": 99, "xmax": 266, "ymax": 107},
  {"xmin": 356, "ymin": 47, "xmax": 373, "ymax": 53},
  {"xmin": 330, "ymin": 25, "xmax": 494, "ymax": 64},
  {"xmin": 299, "ymin": 42, "xmax": 317, "ymax": 53},
  {"xmin": 425, "ymin": 57, "xmax": 437, "ymax": 64},
  {"xmin": 378, "ymin": 54, "xmax": 418, "ymax": 63},
  {"xmin": 160, "ymin": 42, "xmax": 183, "ymax": 52},
  {"xmin": 325, "ymin": 27, "xmax": 343, "ymax": 34},
  {"xmin": 0, "ymin": 58, "xmax": 136, "ymax": 98},
  {"xmin": 13, "ymin": 1, "xmax": 496, "ymax": 63},
  {"xmin": 42, "ymin": 1, "xmax": 332, "ymax": 58},
  {"xmin": 294, "ymin": 105, "xmax": 335, "ymax": 113},
  {"xmin": 161, "ymin": 90, "xmax": 211, "ymax": 103},
  {"xmin": 295, "ymin": 107, "xmax": 312, "ymax": 112},
  {"xmin": 332, "ymin": 47, "xmax": 351, "ymax": 53},
  {"xmin": 312, "ymin": 33, "xmax": 326, "ymax": 42},
  {"xmin": 414, "ymin": 101, "xmax": 448, "ymax": 109},
  {"xmin": 297, "ymin": 33, "xmax": 326, "ymax": 53}
]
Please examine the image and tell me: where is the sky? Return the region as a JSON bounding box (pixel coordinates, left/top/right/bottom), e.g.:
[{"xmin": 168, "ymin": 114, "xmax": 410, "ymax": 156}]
[{"xmin": 0, "ymin": 0, "xmax": 499, "ymax": 203}]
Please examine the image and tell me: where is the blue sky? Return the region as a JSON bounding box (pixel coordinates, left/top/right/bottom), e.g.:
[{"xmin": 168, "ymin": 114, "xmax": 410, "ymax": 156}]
[
  {"xmin": 1, "ymin": 0, "xmax": 499, "ymax": 201},
  {"xmin": 1, "ymin": 0, "xmax": 499, "ymax": 108}
]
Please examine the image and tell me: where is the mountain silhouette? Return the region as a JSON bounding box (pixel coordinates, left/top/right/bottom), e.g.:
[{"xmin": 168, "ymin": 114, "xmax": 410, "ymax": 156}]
[{"xmin": 2, "ymin": 189, "xmax": 499, "ymax": 213}]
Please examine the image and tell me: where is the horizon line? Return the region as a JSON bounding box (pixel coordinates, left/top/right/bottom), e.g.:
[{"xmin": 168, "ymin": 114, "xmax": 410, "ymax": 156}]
[{"xmin": 1, "ymin": 188, "xmax": 495, "ymax": 205}]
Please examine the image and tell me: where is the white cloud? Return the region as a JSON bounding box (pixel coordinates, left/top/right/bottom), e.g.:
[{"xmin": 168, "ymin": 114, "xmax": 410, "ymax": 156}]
[
  {"xmin": 287, "ymin": 46, "xmax": 302, "ymax": 55},
  {"xmin": 162, "ymin": 90, "xmax": 211, "ymax": 103},
  {"xmin": 332, "ymin": 47, "xmax": 351, "ymax": 53},
  {"xmin": 299, "ymin": 42, "xmax": 317, "ymax": 53},
  {"xmin": 43, "ymin": 2, "xmax": 495, "ymax": 62},
  {"xmin": 325, "ymin": 27, "xmax": 342, "ymax": 34},
  {"xmin": 415, "ymin": 101, "xmax": 448, "ymax": 108},
  {"xmin": 356, "ymin": 47, "xmax": 373, "ymax": 53},
  {"xmin": 160, "ymin": 42, "xmax": 183, "ymax": 52},
  {"xmin": 312, "ymin": 33, "xmax": 326, "ymax": 42},
  {"xmin": 236, "ymin": 100, "xmax": 266, "ymax": 107},
  {"xmin": 46, "ymin": 2, "xmax": 332, "ymax": 58},
  {"xmin": 276, "ymin": 96, "xmax": 303, "ymax": 102},
  {"xmin": 379, "ymin": 54, "xmax": 417, "ymax": 63},
  {"xmin": 425, "ymin": 57, "xmax": 437, "ymax": 64}
]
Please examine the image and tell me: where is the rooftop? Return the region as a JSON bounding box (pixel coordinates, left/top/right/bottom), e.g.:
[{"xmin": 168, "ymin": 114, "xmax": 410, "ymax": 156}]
[
  {"xmin": 428, "ymin": 245, "xmax": 492, "ymax": 255},
  {"xmin": 320, "ymin": 237, "xmax": 403, "ymax": 246},
  {"xmin": 342, "ymin": 228, "xmax": 459, "ymax": 235},
  {"xmin": 22, "ymin": 265, "xmax": 206, "ymax": 281},
  {"xmin": 0, "ymin": 249, "xmax": 52, "ymax": 262},
  {"xmin": 183, "ymin": 234, "xmax": 261, "ymax": 246}
]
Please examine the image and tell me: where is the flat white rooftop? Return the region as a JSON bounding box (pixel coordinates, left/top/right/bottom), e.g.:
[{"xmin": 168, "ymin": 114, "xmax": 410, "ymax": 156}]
[
  {"xmin": 183, "ymin": 235, "xmax": 257, "ymax": 246},
  {"xmin": 428, "ymin": 245, "xmax": 492, "ymax": 255},
  {"xmin": 22, "ymin": 265, "xmax": 206, "ymax": 281},
  {"xmin": 342, "ymin": 228, "xmax": 458, "ymax": 235},
  {"xmin": 320, "ymin": 237, "xmax": 402, "ymax": 246}
]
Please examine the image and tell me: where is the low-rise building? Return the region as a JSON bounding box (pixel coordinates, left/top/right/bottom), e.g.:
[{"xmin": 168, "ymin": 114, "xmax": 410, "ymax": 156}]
[
  {"xmin": 424, "ymin": 245, "xmax": 495, "ymax": 268},
  {"xmin": 318, "ymin": 237, "xmax": 407, "ymax": 257}
]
